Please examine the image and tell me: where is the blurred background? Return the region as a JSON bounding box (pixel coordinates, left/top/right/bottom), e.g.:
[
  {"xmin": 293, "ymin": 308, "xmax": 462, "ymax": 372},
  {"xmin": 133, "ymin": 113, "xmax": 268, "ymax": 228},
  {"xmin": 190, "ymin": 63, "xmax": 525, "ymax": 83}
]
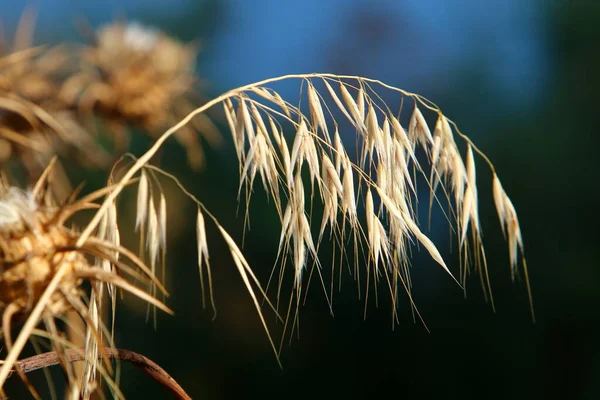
[{"xmin": 1, "ymin": 0, "xmax": 598, "ymax": 399}]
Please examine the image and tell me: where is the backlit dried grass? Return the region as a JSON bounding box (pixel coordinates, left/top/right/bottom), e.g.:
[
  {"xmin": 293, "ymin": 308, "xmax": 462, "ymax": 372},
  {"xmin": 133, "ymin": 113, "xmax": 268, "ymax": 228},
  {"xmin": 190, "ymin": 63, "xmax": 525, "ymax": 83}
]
[
  {"xmin": 219, "ymin": 75, "xmax": 533, "ymax": 327},
  {"xmin": 0, "ymin": 71, "xmax": 533, "ymax": 397},
  {"xmin": 76, "ymin": 73, "xmax": 533, "ymax": 358}
]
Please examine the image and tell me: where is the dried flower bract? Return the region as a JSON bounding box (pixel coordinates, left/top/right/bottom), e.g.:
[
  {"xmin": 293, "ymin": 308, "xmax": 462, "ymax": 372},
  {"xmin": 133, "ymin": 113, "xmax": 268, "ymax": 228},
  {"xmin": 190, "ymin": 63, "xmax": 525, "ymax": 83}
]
[{"xmin": 0, "ymin": 161, "xmax": 171, "ymax": 398}]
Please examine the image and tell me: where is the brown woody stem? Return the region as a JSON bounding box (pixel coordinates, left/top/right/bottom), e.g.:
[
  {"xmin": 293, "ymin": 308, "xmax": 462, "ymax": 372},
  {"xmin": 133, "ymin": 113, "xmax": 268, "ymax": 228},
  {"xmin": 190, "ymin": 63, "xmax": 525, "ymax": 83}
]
[{"xmin": 9, "ymin": 348, "xmax": 191, "ymax": 400}]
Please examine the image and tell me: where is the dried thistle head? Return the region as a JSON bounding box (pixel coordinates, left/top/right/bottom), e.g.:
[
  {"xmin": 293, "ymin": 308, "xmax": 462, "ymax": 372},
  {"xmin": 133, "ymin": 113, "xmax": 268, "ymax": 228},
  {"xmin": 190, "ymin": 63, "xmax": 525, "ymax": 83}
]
[
  {"xmin": 0, "ymin": 97, "xmax": 111, "ymax": 203},
  {"xmin": 0, "ymin": 11, "xmax": 65, "ymax": 163},
  {"xmin": 61, "ymin": 21, "xmax": 221, "ymax": 168},
  {"xmin": 0, "ymin": 46, "xmax": 67, "ymax": 108},
  {"xmin": 0, "ymin": 11, "xmax": 109, "ymax": 193},
  {"xmin": 0, "ymin": 161, "xmax": 171, "ymax": 398},
  {"xmin": 0, "ymin": 8, "xmax": 67, "ymax": 109},
  {"xmin": 0, "ymin": 180, "xmax": 82, "ymax": 316}
]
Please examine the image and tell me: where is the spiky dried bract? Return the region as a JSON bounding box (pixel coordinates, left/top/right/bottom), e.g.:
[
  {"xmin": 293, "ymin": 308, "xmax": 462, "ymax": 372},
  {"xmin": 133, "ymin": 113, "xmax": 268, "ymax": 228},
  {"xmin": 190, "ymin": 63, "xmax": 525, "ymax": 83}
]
[
  {"xmin": 0, "ymin": 13, "xmax": 109, "ymax": 190},
  {"xmin": 0, "ymin": 168, "xmax": 171, "ymax": 398},
  {"xmin": 61, "ymin": 21, "xmax": 221, "ymax": 168},
  {"xmin": 0, "ymin": 186, "xmax": 80, "ymax": 314},
  {"xmin": 0, "ymin": 8, "xmax": 66, "ymax": 110},
  {"xmin": 0, "ymin": 103, "xmax": 110, "ymax": 183},
  {"xmin": 0, "ymin": 48, "xmax": 65, "ymax": 108}
]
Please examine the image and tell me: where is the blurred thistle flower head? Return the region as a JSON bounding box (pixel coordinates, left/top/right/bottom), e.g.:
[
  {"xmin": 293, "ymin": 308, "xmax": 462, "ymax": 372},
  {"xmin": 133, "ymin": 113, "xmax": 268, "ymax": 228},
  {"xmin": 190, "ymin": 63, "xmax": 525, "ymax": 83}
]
[
  {"xmin": 60, "ymin": 21, "xmax": 220, "ymax": 169},
  {"xmin": 120, "ymin": 22, "xmax": 160, "ymax": 53},
  {"xmin": 93, "ymin": 21, "xmax": 196, "ymax": 76},
  {"xmin": 0, "ymin": 10, "xmax": 110, "ymax": 194},
  {"xmin": 0, "ymin": 8, "xmax": 68, "ymax": 108},
  {"xmin": 0, "ymin": 176, "xmax": 84, "ymax": 317}
]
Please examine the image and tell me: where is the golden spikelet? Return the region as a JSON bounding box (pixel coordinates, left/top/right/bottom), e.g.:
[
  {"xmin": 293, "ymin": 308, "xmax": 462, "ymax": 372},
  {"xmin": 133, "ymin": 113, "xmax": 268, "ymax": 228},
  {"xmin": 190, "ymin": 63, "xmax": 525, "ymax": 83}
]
[{"xmin": 61, "ymin": 21, "xmax": 221, "ymax": 168}]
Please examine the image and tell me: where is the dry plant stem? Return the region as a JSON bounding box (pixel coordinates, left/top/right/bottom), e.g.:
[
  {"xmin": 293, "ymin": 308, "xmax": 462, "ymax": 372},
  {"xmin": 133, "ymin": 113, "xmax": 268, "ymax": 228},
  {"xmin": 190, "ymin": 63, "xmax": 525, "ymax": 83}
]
[
  {"xmin": 66, "ymin": 309, "xmax": 87, "ymax": 397},
  {"xmin": 0, "ymin": 263, "xmax": 69, "ymax": 386},
  {"xmin": 10, "ymin": 348, "xmax": 191, "ymax": 400}
]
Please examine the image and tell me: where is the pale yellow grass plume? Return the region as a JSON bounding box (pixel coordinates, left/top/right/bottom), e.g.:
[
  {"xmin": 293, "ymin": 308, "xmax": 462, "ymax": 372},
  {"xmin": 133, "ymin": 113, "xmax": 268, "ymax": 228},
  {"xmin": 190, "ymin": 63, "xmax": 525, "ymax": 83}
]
[
  {"xmin": 79, "ymin": 73, "xmax": 533, "ymax": 358},
  {"xmin": 60, "ymin": 21, "xmax": 221, "ymax": 168},
  {"xmin": 0, "ymin": 160, "xmax": 171, "ymax": 398}
]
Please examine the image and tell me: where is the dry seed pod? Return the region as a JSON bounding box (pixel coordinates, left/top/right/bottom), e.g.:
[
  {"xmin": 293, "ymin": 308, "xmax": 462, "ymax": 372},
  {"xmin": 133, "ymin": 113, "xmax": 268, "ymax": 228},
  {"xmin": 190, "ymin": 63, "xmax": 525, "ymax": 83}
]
[
  {"xmin": 61, "ymin": 21, "xmax": 221, "ymax": 168},
  {"xmin": 0, "ymin": 185, "xmax": 84, "ymax": 317}
]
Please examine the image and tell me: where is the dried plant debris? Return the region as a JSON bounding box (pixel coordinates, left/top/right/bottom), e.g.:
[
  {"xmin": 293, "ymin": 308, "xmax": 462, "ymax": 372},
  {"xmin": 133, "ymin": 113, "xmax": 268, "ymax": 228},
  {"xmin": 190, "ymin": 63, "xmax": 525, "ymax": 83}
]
[
  {"xmin": 0, "ymin": 9, "xmax": 66, "ymax": 108},
  {"xmin": 0, "ymin": 11, "xmax": 109, "ymax": 191},
  {"xmin": 0, "ymin": 160, "xmax": 171, "ymax": 398},
  {"xmin": 0, "ymin": 103, "xmax": 109, "ymax": 178},
  {"xmin": 61, "ymin": 21, "xmax": 221, "ymax": 168}
]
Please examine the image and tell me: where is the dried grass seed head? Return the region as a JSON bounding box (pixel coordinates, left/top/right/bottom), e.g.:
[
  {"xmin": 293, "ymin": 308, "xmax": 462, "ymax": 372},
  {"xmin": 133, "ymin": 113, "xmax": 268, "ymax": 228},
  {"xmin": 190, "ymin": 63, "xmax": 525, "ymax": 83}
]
[
  {"xmin": 76, "ymin": 73, "xmax": 533, "ymax": 353},
  {"xmin": 217, "ymin": 76, "xmax": 532, "ymax": 323}
]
